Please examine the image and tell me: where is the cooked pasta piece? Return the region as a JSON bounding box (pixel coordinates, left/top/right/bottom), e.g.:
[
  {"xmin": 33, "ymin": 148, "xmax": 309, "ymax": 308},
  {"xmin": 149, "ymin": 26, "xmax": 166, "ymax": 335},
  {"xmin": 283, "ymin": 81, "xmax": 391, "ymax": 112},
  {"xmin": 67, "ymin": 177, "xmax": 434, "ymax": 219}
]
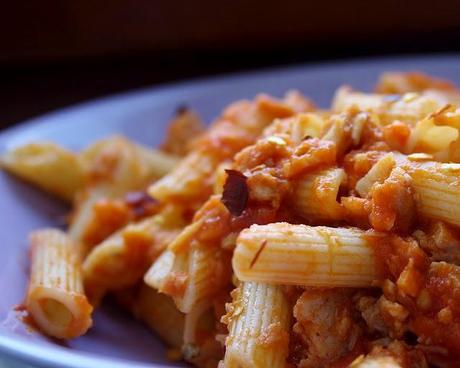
[
  {"xmin": 26, "ymin": 229, "xmax": 93, "ymax": 339},
  {"xmin": 262, "ymin": 112, "xmax": 327, "ymax": 145},
  {"xmin": 292, "ymin": 167, "xmax": 346, "ymax": 222},
  {"xmin": 321, "ymin": 108, "xmax": 369, "ymax": 157},
  {"xmin": 332, "ymin": 86, "xmax": 446, "ymax": 125},
  {"xmin": 71, "ymin": 196, "xmax": 134, "ymax": 253},
  {"xmin": 113, "ymin": 283, "xmax": 185, "ymax": 351},
  {"xmin": 214, "ymin": 161, "xmax": 233, "ymax": 195},
  {"xmin": 149, "ymin": 94, "xmax": 313, "ymax": 204},
  {"xmin": 139, "ymin": 278, "xmax": 223, "ymax": 367},
  {"xmin": 144, "ymin": 249, "xmax": 176, "ymax": 290},
  {"xmin": 367, "ymin": 166, "xmax": 416, "ymax": 233},
  {"xmin": 233, "ymin": 223, "xmax": 380, "ymax": 287},
  {"xmin": 355, "ymin": 153, "xmax": 396, "ymax": 198},
  {"xmin": 135, "ymin": 145, "xmax": 180, "ymax": 178},
  {"xmin": 170, "ymin": 245, "xmax": 230, "ymax": 314},
  {"xmin": 83, "ymin": 206, "xmax": 185, "ymax": 304},
  {"xmin": 350, "ymin": 355, "xmax": 402, "ymax": 368},
  {"xmin": 349, "ymin": 340, "xmax": 428, "ymax": 368},
  {"xmin": 79, "ymin": 135, "xmax": 179, "ymax": 186},
  {"xmin": 222, "ymin": 282, "xmax": 291, "ymax": 368},
  {"xmin": 160, "ymin": 107, "xmax": 205, "ymax": 156},
  {"xmin": 70, "ymin": 136, "xmax": 179, "ymax": 255},
  {"xmin": 148, "ymin": 150, "xmax": 220, "ymax": 204},
  {"xmin": 332, "ymin": 87, "xmax": 388, "ymax": 114},
  {"xmin": 183, "ymin": 300, "xmax": 212, "ymax": 345},
  {"xmin": 68, "ymin": 187, "xmax": 114, "ymax": 257},
  {"xmin": 134, "ymin": 284, "xmax": 185, "ymax": 349},
  {"xmin": 375, "ymin": 71, "xmax": 459, "ymax": 95},
  {"xmin": 148, "ymin": 198, "xmax": 218, "ymax": 291},
  {"xmin": 153, "ymin": 231, "xmax": 231, "ymax": 314},
  {"xmin": 406, "ymin": 105, "xmax": 460, "ymax": 161},
  {"xmin": 404, "ymin": 162, "xmax": 460, "ymax": 227},
  {"xmin": 156, "ymin": 196, "xmax": 234, "ymax": 314},
  {"xmin": 0, "ymin": 142, "xmax": 84, "ymax": 202},
  {"xmin": 182, "ymin": 299, "xmax": 226, "ymax": 367}
]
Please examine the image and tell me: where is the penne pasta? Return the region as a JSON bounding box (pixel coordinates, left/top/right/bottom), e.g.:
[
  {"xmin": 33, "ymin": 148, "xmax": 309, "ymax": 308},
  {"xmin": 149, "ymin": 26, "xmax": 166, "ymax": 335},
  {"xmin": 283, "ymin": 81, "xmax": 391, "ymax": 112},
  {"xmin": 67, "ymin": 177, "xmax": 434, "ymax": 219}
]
[
  {"xmin": 222, "ymin": 282, "xmax": 291, "ymax": 368},
  {"xmin": 155, "ymin": 197, "xmax": 233, "ymax": 313},
  {"xmin": 349, "ymin": 354, "xmax": 402, "ymax": 368},
  {"xmin": 78, "ymin": 135, "xmax": 179, "ymax": 191},
  {"xmin": 404, "ymin": 162, "xmax": 460, "ymax": 227},
  {"xmin": 160, "ymin": 108, "xmax": 205, "ymax": 156},
  {"xmin": 182, "ymin": 299, "xmax": 226, "ymax": 368},
  {"xmin": 262, "ymin": 112, "xmax": 327, "ymax": 145},
  {"xmin": 355, "ymin": 153, "xmax": 396, "ymax": 198},
  {"xmin": 147, "ymin": 150, "xmax": 220, "ymax": 204},
  {"xmin": 332, "ymin": 86, "xmax": 446, "ymax": 125},
  {"xmin": 144, "ymin": 249, "xmax": 176, "ymax": 291},
  {"xmin": 332, "ymin": 86, "xmax": 389, "ymax": 114},
  {"xmin": 292, "ymin": 167, "xmax": 346, "ymax": 222},
  {"xmin": 214, "ymin": 161, "xmax": 233, "ymax": 195},
  {"xmin": 0, "ymin": 142, "xmax": 84, "ymax": 202},
  {"xmin": 69, "ymin": 136, "xmax": 178, "ymax": 253},
  {"xmin": 26, "ymin": 229, "xmax": 92, "ymax": 339},
  {"xmin": 233, "ymin": 223, "xmax": 379, "ymax": 287},
  {"xmin": 183, "ymin": 300, "xmax": 212, "ymax": 345},
  {"xmin": 321, "ymin": 109, "xmax": 368, "ymax": 157},
  {"xmin": 170, "ymin": 245, "xmax": 230, "ymax": 314},
  {"xmin": 83, "ymin": 206, "xmax": 185, "ymax": 304},
  {"xmin": 405, "ymin": 105, "xmax": 460, "ymax": 161},
  {"xmin": 375, "ymin": 71, "xmax": 460, "ymax": 98},
  {"xmin": 135, "ymin": 144, "xmax": 180, "ymax": 178},
  {"xmin": 149, "ymin": 94, "xmax": 312, "ymax": 204},
  {"xmin": 68, "ymin": 187, "xmax": 114, "ymax": 257},
  {"xmin": 134, "ymin": 284, "xmax": 185, "ymax": 349}
]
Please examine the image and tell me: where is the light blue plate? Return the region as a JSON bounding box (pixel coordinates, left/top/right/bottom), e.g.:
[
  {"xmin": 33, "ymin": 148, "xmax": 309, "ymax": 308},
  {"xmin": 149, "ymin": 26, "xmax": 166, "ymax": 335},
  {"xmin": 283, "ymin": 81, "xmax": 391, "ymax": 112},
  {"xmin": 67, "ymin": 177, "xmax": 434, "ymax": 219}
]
[{"xmin": 1, "ymin": 55, "xmax": 459, "ymax": 368}]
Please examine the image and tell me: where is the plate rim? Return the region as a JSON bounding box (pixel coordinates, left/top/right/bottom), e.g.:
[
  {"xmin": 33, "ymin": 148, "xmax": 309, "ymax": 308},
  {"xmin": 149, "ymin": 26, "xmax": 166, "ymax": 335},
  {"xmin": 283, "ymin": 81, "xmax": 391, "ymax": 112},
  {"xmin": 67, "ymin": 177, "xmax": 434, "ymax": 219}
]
[{"xmin": 0, "ymin": 334, "xmax": 172, "ymax": 368}]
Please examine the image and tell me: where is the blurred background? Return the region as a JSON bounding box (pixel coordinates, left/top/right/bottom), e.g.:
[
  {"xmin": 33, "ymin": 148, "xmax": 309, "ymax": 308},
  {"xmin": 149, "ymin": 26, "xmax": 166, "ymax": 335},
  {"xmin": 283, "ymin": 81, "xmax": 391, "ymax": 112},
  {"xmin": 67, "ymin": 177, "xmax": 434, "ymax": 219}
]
[{"xmin": 1, "ymin": 0, "xmax": 460, "ymax": 129}]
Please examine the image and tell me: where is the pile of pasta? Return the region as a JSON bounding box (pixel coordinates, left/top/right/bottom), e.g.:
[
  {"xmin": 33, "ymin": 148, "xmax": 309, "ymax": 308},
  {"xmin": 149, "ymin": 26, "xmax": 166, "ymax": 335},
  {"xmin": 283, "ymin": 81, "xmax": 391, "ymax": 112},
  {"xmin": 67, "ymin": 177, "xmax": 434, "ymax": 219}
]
[{"xmin": 3, "ymin": 72, "xmax": 460, "ymax": 368}]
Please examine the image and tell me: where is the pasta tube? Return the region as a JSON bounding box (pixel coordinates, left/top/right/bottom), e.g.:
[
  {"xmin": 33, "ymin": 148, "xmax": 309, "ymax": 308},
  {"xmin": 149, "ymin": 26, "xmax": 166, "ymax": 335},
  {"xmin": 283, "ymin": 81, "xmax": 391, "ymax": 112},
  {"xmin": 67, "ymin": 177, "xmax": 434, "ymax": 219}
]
[
  {"xmin": 233, "ymin": 223, "xmax": 380, "ymax": 287},
  {"xmin": 26, "ymin": 229, "xmax": 92, "ymax": 339},
  {"xmin": 143, "ymin": 249, "xmax": 175, "ymax": 290},
  {"xmin": 355, "ymin": 153, "xmax": 396, "ymax": 198},
  {"xmin": 135, "ymin": 144, "xmax": 180, "ymax": 179},
  {"xmin": 350, "ymin": 354, "xmax": 402, "ymax": 368},
  {"xmin": 173, "ymin": 245, "xmax": 228, "ymax": 313},
  {"xmin": 292, "ymin": 168, "xmax": 346, "ymax": 222},
  {"xmin": 375, "ymin": 71, "xmax": 460, "ymax": 104},
  {"xmin": 0, "ymin": 142, "xmax": 84, "ymax": 202},
  {"xmin": 134, "ymin": 284, "xmax": 185, "ymax": 349},
  {"xmin": 149, "ymin": 94, "xmax": 308, "ymax": 204},
  {"xmin": 332, "ymin": 86, "xmax": 445, "ymax": 125},
  {"xmin": 68, "ymin": 187, "xmax": 112, "ymax": 257},
  {"xmin": 155, "ymin": 244, "xmax": 230, "ymax": 314},
  {"xmin": 78, "ymin": 135, "xmax": 178, "ymax": 192},
  {"xmin": 183, "ymin": 299, "xmax": 213, "ymax": 344},
  {"xmin": 405, "ymin": 162, "xmax": 460, "ymax": 227},
  {"xmin": 70, "ymin": 136, "xmax": 179, "ymax": 255},
  {"xmin": 148, "ymin": 150, "xmax": 219, "ymax": 203},
  {"xmin": 262, "ymin": 112, "xmax": 327, "ymax": 145},
  {"xmin": 222, "ymin": 282, "xmax": 291, "ymax": 368},
  {"xmin": 83, "ymin": 207, "xmax": 184, "ymax": 304}
]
